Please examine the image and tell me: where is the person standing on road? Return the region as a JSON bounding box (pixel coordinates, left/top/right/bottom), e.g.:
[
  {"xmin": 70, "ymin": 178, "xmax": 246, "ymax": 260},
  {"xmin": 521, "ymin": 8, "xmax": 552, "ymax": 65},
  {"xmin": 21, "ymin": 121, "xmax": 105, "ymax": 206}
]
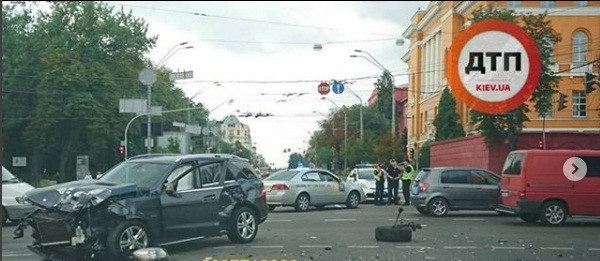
[
  {"xmin": 401, "ymin": 161, "xmax": 415, "ymax": 206},
  {"xmin": 385, "ymin": 159, "xmax": 403, "ymax": 205},
  {"xmin": 373, "ymin": 162, "xmax": 386, "ymax": 206}
]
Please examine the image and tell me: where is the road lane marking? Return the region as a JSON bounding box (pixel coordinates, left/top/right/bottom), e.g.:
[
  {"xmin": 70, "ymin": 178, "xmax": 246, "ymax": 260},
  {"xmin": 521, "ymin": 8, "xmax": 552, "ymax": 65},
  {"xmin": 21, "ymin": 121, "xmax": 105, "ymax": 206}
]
[
  {"xmin": 541, "ymin": 247, "xmax": 574, "ymax": 251},
  {"xmin": 348, "ymin": 246, "xmax": 380, "ymax": 249},
  {"xmin": 396, "ymin": 246, "xmax": 432, "ymax": 249},
  {"xmin": 250, "ymin": 245, "xmax": 284, "ymax": 249},
  {"xmin": 444, "ymin": 246, "xmax": 477, "ymax": 249},
  {"xmin": 265, "ymin": 220, "xmax": 292, "ymax": 222},
  {"xmin": 214, "ymin": 246, "xmax": 236, "ymax": 249},
  {"xmin": 300, "ymin": 245, "xmax": 333, "ymax": 248},
  {"xmin": 492, "ymin": 246, "xmax": 525, "ymax": 250},
  {"xmin": 589, "ymin": 248, "xmax": 600, "ymax": 251},
  {"xmin": 2, "ymin": 254, "xmax": 33, "ymax": 257},
  {"xmin": 325, "ymin": 219, "xmax": 356, "ymax": 222},
  {"xmin": 389, "ymin": 218, "xmax": 420, "ymax": 221},
  {"xmin": 452, "ymin": 218, "xmax": 485, "ymax": 221}
]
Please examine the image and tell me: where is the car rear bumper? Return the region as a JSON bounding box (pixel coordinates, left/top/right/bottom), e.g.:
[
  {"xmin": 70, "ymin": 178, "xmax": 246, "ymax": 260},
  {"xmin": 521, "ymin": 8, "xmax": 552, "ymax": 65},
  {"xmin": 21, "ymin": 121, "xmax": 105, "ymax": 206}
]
[
  {"xmin": 266, "ymin": 191, "xmax": 296, "ymax": 206},
  {"xmin": 4, "ymin": 204, "xmax": 36, "ymax": 220},
  {"xmin": 410, "ymin": 195, "xmax": 427, "ymax": 208},
  {"xmin": 496, "ymin": 200, "xmax": 542, "ymax": 215}
]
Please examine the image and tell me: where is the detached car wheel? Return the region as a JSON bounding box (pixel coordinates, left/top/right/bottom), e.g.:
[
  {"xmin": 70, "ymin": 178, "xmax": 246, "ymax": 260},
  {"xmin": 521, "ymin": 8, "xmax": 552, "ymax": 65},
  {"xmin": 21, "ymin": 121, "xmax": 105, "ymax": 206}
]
[
  {"xmin": 346, "ymin": 191, "xmax": 360, "ymax": 209},
  {"xmin": 428, "ymin": 197, "xmax": 449, "ymax": 217},
  {"xmin": 294, "ymin": 193, "xmax": 310, "ymax": 212},
  {"xmin": 541, "ymin": 201, "xmax": 567, "ymax": 226},
  {"xmin": 107, "ymin": 220, "xmax": 151, "ymax": 259},
  {"xmin": 228, "ymin": 207, "xmax": 258, "ymax": 244},
  {"xmin": 375, "ymin": 226, "xmax": 412, "ymax": 242}
]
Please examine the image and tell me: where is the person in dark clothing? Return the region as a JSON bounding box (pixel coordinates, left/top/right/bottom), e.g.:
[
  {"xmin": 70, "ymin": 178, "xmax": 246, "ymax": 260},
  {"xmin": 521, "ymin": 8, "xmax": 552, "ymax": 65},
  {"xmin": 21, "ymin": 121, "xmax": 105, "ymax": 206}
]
[
  {"xmin": 373, "ymin": 162, "xmax": 386, "ymax": 206},
  {"xmin": 385, "ymin": 159, "xmax": 403, "ymax": 205},
  {"xmin": 401, "ymin": 161, "xmax": 415, "ymax": 206}
]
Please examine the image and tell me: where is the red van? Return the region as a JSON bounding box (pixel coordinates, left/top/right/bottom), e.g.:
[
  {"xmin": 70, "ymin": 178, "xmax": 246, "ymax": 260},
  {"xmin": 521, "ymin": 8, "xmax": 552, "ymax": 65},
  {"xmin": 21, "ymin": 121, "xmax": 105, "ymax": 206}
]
[{"xmin": 496, "ymin": 149, "xmax": 600, "ymax": 226}]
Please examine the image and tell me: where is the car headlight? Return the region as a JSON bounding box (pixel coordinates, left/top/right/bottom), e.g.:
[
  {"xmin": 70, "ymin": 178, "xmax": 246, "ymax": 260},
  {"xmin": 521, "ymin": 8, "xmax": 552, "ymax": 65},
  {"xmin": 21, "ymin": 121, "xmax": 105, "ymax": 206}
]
[{"xmin": 16, "ymin": 196, "xmax": 29, "ymax": 205}]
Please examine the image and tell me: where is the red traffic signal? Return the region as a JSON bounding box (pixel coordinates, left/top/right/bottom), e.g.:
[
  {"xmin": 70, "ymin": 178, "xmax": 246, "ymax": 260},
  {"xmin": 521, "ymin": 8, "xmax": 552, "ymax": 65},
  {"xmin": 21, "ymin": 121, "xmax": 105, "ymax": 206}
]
[
  {"xmin": 538, "ymin": 140, "xmax": 543, "ymax": 149},
  {"xmin": 118, "ymin": 145, "xmax": 125, "ymax": 155}
]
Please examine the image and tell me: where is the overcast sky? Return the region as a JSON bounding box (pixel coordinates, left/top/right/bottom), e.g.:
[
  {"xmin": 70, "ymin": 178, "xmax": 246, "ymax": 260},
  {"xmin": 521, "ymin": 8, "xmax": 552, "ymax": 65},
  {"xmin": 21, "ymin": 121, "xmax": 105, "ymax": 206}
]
[{"xmin": 106, "ymin": 1, "xmax": 430, "ymax": 167}]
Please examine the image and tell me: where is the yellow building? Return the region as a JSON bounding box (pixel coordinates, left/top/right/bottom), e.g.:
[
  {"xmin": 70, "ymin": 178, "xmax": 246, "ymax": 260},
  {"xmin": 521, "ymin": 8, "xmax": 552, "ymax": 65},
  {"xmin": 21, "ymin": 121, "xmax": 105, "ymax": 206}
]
[{"xmin": 402, "ymin": 1, "xmax": 600, "ymax": 151}]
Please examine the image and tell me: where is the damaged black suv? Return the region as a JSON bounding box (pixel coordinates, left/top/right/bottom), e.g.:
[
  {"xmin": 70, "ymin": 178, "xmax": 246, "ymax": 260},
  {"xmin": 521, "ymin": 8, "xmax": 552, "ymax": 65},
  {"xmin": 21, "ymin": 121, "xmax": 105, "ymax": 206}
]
[{"xmin": 14, "ymin": 154, "xmax": 268, "ymax": 260}]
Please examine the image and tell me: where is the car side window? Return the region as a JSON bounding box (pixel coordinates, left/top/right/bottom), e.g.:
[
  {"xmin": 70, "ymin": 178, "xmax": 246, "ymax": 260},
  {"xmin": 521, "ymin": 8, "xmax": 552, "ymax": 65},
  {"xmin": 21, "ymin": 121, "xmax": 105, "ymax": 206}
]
[
  {"xmin": 302, "ymin": 172, "xmax": 321, "ymax": 182},
  {"xmin": 233, "ymin": 162, "xmax": 259, "ymax": 180},
  {"xmin": 166, "ymin": 162, "xmax": 197, "ymax": 191},
  {"xmin": 226, "ymin": 163, "xmax": 242, "ymax": 181},
  {"xmin": 320, "ymin": 172, "xmax": 337, "ymax": 182},
  {"xmin": 441, "ymin": 170, "xmax": 470, "ymax": 184},
  {"xmin": 470, "ymin": 170, "xmax": 491, "ymax": 185},
  {"xmin": 199, "ymin": 163, "xmax": 222, "ymax": 187}
]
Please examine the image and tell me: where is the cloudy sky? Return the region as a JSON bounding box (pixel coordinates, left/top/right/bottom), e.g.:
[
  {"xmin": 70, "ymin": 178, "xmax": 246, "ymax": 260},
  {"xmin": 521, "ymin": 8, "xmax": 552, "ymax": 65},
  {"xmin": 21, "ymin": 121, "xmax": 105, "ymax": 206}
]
[{"xmin": 105, "ymin": 1, "xmax": 430, "ymax": 167}]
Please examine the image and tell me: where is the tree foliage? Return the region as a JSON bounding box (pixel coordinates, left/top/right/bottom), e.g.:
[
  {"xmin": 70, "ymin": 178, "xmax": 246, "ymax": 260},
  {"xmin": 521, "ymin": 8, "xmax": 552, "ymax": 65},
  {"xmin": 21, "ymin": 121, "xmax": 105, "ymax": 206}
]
[
  {"xmin": 468, "ymin": 6, "xmax": 561, "ymax": 149},
  {"xmin": 433, "ymin": 88, "xmax": 465, "ymax": 141}
]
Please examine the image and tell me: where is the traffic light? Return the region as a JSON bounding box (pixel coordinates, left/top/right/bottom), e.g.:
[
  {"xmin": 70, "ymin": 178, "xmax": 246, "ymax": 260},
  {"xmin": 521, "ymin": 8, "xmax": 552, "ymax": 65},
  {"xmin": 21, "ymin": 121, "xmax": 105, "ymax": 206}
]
[
  {"xmin": 538, "ymin": 140, "xmax": 543, "ymax": 149},
  {"xmin": 585, "ymin": 72, "xmax": 599, "ymax": 94},
  {"xmin": 557, "ymin": 93, "xmax": 568, "ymax": 111},
  {"xmin": 118, "ymin": 145, "xmax": 125, "ymax": 155}
]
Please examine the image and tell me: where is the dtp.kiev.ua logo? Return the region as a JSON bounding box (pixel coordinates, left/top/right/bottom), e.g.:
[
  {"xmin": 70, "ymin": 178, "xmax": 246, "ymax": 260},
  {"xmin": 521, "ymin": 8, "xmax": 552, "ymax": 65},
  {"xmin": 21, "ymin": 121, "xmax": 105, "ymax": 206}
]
[{"xmin": 447, "ymin": 19, "xmax": 541, "ymax": 114}]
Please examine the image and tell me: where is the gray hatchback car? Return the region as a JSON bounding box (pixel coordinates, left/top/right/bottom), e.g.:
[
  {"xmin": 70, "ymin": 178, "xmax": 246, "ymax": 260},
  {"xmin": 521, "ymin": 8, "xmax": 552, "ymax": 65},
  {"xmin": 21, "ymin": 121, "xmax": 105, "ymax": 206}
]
[{"xmin": 410, "ymin": 167, "xmax": 501, "ymax": 216}]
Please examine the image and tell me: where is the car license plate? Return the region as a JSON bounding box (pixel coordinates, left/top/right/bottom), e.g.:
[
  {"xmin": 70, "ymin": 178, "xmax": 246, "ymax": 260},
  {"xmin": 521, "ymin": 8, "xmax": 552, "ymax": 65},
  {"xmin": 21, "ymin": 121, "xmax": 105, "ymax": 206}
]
[{"xmin": 501, "ymin": 191, "xmax": 509, "ymax": 197}]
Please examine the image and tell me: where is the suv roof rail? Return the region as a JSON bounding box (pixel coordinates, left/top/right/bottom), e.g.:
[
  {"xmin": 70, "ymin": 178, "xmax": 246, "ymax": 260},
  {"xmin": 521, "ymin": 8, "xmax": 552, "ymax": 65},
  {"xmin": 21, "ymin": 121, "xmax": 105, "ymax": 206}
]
[
  {"xmin": 174, "ymin": 153, "xmax": 249, "ymax": 162},
  {"xmin": 127, "ymin": 153, "xmax": 181, "ymax": 161}
]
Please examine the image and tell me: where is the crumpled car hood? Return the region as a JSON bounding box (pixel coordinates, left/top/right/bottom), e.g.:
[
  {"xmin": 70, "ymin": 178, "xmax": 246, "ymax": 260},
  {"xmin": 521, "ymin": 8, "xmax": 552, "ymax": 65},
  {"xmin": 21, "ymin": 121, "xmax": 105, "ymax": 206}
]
[{"xmin": 23, "ymin": 180, "xmax": 138, "ymax": 212}]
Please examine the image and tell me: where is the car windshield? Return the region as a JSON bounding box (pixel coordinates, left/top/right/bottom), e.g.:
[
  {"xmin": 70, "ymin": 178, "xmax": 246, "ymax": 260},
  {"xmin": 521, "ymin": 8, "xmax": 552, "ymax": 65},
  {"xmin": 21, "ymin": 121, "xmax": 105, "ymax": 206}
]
[
  {"xmin": 357, "ymin": 169, "xmax": 375, "ymax": 180},
  {"xmin": 265, "ymin": 170, "xmax": 299, "ymax": 181},
  {"xmin": 99, "ymin": 162, "xmax": 171, "ymax": 189},
  {"xmin": 415, "ymin": 169, "xmax": 430, "ymax": 181},
  {"xmin": 2, "ymin": 167, "xmax": 18, "ymax": 182}
]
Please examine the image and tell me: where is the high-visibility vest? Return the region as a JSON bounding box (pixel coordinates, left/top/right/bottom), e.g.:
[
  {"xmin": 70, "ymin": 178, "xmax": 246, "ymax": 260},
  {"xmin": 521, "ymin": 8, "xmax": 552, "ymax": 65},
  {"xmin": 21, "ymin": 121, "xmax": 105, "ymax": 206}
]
[
  {"xmin": 373, "ymin": 170, "xmax": 381, "ymax": 181},
  {"xmin": 402, "ymin": 164, "xmax": 414, "ymax": 180}
]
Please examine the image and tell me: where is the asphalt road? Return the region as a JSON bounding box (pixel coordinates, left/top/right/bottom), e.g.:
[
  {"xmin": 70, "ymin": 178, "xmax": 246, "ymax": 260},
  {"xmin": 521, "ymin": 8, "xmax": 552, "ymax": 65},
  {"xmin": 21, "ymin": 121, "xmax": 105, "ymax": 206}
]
[{"xmin": 3, "ymin": 204, "xmax": 600, "ymax": 261}]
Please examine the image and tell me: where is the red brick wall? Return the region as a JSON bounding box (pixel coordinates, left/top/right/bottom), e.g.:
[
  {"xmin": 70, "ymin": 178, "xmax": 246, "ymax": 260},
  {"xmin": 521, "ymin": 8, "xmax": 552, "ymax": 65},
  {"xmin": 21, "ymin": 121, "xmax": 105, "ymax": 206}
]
[{"xmin": 431, "ymin": 132, "xmax": 600, "ymax": 174}]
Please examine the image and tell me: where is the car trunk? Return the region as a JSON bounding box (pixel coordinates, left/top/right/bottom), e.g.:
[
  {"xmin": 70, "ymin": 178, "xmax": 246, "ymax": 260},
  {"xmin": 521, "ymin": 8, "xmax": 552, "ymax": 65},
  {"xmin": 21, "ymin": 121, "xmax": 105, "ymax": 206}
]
[{"xmin": 500, "ymin": 152, "xmax": 525, "ymax": 207}]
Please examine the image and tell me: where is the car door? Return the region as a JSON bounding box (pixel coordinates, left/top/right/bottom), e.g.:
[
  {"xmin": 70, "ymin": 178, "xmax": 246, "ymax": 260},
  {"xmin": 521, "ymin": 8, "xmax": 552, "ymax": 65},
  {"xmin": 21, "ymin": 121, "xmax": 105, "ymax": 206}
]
[
  {"xmin": 470, "ymin": 170, "xmax": 501, "ymax": 210},
  {"xmin": 160, "ymin": 161, "xmax": 224, "ymax": 239},
  {"xmin": 439, "ymin": 170, "xmax": 474, "ymax": 209},
  {"xmin": 319, "ymin": 172, "xmax": 346, "ymax": 204},
  {"xmin": 301, "ymin": 171, "xmax": 325, "ymax": 204}
]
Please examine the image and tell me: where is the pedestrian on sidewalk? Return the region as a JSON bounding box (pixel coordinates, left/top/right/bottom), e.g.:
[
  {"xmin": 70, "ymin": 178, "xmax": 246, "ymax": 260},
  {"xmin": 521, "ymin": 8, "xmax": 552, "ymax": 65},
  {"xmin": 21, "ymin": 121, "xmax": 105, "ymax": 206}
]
[
  {"xmin": 373, "ymin": 162, "xmax": 386, "ymax": 206},
  {"xmin": 386, "ymin": 159, "xmax": 403, "ymax": 205},
  {"xmin": 400, "ymin": 161, "xmax": 415, "ymax": 206}
]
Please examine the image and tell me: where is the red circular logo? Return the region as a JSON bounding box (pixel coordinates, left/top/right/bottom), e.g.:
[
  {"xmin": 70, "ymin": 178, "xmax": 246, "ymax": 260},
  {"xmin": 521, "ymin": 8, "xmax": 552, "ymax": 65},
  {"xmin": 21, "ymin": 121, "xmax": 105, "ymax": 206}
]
[
  {"xmin": 446, "ymin": 19, "xmax": 541, "ymax": 114},
  {"xmin": 318, "ymin": 82, "xmax": 331, "ymax": 95}
]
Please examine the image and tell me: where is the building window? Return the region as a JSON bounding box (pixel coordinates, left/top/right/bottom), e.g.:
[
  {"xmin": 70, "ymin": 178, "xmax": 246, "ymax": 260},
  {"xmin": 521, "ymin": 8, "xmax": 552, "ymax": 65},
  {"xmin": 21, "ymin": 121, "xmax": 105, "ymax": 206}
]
[
  {"xmin": 573, "ymin": 31, "xmax": 588, "ymax": 63},
  {"xmin": 572, "ymin": 91, "xmax": 586, "ymax": 117},
  {"xmin": 507, "ymin": 1, "xmax": 521, "ymax": 7},
  {"xmin": 574, "ymin": 1, "xmax": 588, "ymax": 7},
  {"xmin": 540, "ymin": 1, "xmax": 555, "ymax": 7}
]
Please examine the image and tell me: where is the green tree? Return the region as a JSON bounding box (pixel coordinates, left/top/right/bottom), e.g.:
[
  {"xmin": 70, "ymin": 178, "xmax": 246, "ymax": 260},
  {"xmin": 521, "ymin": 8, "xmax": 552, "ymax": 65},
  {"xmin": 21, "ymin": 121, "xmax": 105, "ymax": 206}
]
[
  {"xmin": 373, "ymin": 70, "xmax": 395, "ymax": 121},
  {"xmin": 433, "ymin": 88, "xmax": 465, "ymax": 141},
  {"xmin": 469, "ymin": 6, "xmax": 561, "ymax": 149},
  {"xmin": 400, "ymin": 127, "xmax": 408, "ymax": 155},
  {"xmin": 287, "ymin": 152, "xmax": 305, "ymax": 169},
  {"xmin": 417, "ymin": 142, "xmax": 431, "ymax": 170}
]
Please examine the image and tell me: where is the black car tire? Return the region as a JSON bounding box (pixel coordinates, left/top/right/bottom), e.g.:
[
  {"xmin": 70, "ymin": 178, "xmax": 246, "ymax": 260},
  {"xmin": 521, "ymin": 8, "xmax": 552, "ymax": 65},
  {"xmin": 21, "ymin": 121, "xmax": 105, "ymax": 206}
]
[
  {"xmin": 416, "ymin": 207, "xmax": 430, "ymax": 216},
  {"xmin": 227, "ymin": 207, "xmax": 258, "ymax": 244},
  {"xmin": 520, "ymin": 214, "xmax": 539, "ymax": 223},
  {"xmin": 106, "ymin": 220, "xmax": 151, "ymax": 260},
  {"xmin": 375, "ymin": 226, "xmax": 412, "ymax": 242},
  {"xmin": 2, "ymin": 206, "xmax": 7, "ymax": 225},
  {"xmin": 428, "ymin": 197, "xmax": 449, "ymax": 217},
  {"xmin": 540, "ymin": 201, "xmax": 568, "ymax": 226},
  {"xmin": 268, "ymin": 205, "xmax": 276, "ymax": 211},
  {"xmin": 346, "ymin": 191, "xmax": 360, "ymax": 209},
  {"xmin": 294, "ymin": 193, "xmax": 310, "ymax": 212}
]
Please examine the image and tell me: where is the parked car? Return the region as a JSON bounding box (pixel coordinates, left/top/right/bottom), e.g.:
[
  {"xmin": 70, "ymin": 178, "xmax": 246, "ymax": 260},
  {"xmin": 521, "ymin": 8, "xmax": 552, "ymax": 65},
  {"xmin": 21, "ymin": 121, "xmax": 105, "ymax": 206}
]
[
  {"xmin": 496, "ymin": 150, "xmax": 600, "ymax": 226},
  {"xmin": 14, "ymin": 154, "xmax": 268, "ymax": 260},
  {"xmin": 347, "ymin": 164, "xmax": 388, "ymax": 201},
  {"xmin": 263, "ymin": 168, "xmax": 366, "ymax": 211},
  {"xmin": 2, "ymin": 166, "xmax": 36, "ymax": 225},
  {"xmin": 410, "ymin": 167, "xmax": 501, "ymax": 216}
]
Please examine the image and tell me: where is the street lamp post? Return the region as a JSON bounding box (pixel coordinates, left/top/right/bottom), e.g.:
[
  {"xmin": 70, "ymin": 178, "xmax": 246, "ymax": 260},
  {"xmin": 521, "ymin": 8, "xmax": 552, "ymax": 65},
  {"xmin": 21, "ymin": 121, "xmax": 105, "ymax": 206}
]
[
  {"xmin": 344, "ymin": 85, "xmax": 364, "ymax": 143},
  {"xmin": 322, "ymin": 97, "xmax": 347, "ymax": 171},
  {"xmin": 352, "ymin": 48, "xmax": 403, "ymax": 139}
]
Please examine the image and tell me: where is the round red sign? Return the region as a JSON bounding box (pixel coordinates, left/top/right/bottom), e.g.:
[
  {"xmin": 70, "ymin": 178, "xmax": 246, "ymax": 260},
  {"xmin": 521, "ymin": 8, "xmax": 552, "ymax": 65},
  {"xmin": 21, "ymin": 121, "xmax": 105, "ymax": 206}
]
[
  {"xmin": 446, "ymin": 19, "xmax": 541, "ymax": 114},
  {"xmin": 318, "ymin": 81, "xmax": 330, "ymax": 95}
]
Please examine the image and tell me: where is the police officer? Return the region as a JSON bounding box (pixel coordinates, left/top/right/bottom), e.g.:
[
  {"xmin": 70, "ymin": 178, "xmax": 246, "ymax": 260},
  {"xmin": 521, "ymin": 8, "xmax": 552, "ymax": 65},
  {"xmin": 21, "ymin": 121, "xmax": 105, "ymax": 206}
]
[
  {"xmin": 385, "ymin": 159, "xmax": 402, "ymax": 205},
  {"xmin": 373, "ymin": 162, "xmax": 386, "ymax": 206},
  {"xmin": 400, "ymin": 161, "xmax": 415, "ymax": 206}
]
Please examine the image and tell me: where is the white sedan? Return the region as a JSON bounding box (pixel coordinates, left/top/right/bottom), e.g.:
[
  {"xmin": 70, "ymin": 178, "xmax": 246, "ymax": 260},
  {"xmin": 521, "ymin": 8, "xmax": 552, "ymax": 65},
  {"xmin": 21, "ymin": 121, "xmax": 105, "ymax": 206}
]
[{"xmin": 263, "ymin": 168, "xmax": 366, "ymax": 212}]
